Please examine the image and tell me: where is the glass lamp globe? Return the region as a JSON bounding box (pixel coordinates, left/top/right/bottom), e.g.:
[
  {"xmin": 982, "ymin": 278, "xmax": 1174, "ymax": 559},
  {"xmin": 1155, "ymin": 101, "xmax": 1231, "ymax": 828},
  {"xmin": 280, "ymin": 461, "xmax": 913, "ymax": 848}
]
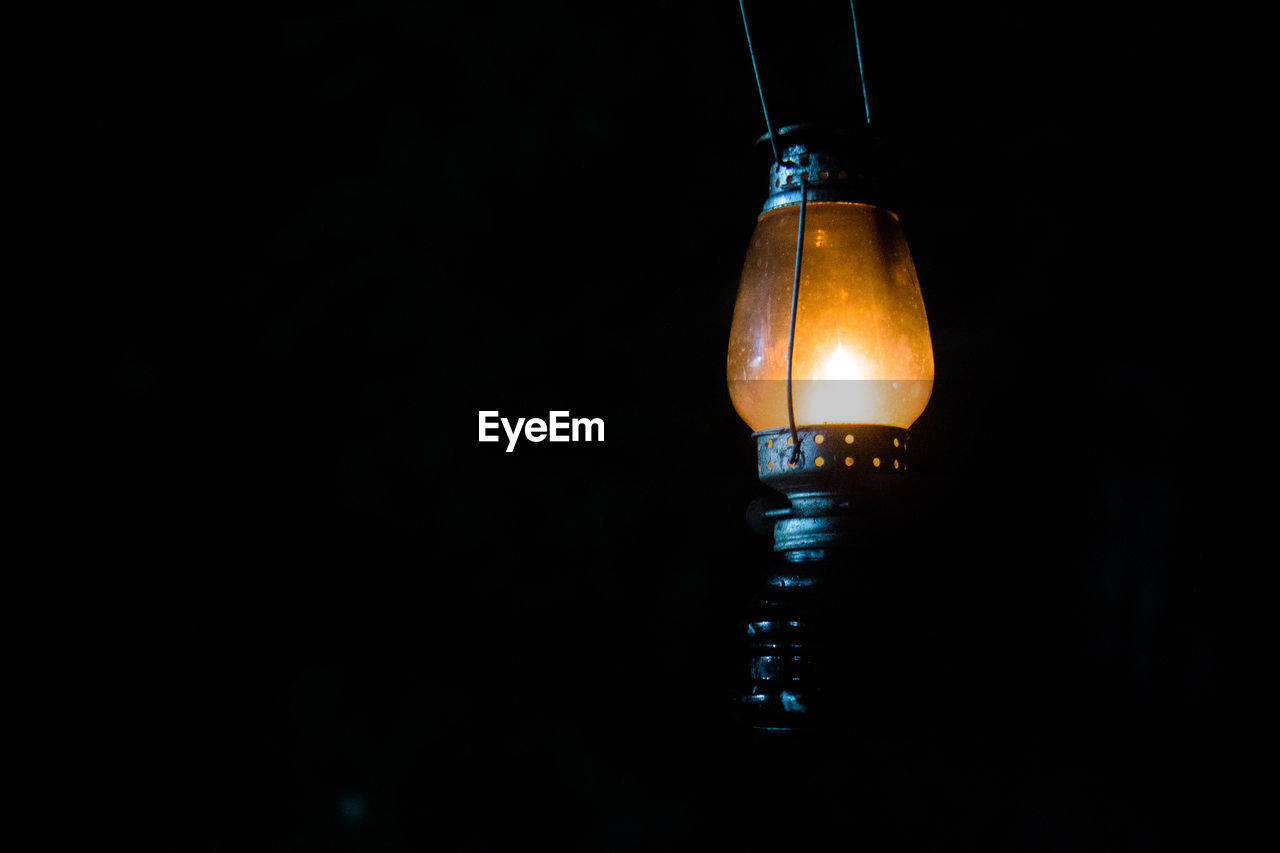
[{"xmin": 727, "ymin": 200, "xmax": 934, "ymax": 432}]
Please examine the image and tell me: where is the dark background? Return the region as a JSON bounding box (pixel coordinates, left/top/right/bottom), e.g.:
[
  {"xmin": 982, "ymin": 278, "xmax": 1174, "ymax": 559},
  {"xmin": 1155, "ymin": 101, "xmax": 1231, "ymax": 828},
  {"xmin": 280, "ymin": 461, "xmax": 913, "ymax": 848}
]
[{"xmin": 9, "ymin": 1, "xmax": 1275, "ymax": 849}]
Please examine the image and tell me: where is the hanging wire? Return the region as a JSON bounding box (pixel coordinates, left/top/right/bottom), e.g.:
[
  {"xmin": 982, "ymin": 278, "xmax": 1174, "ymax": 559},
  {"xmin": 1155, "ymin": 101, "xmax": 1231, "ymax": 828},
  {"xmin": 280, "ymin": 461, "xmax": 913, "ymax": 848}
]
[
  {"xmin": 738, "ymin": 0, "xmax": 806, "ymax": 457},
  {"xmin": 739, "ymin": 2, "xmax": 868, "ymax": 458},
  {"xmin": 785, "ymin": 175, "xmax": 808, "ymax": 463},
  {"xmin": 849, "ymin": 1, "xmax": 871, "ymax": 125},
  {"xmin": 737, "ymin": 0, "xmax": 781, "ymax": 164}
]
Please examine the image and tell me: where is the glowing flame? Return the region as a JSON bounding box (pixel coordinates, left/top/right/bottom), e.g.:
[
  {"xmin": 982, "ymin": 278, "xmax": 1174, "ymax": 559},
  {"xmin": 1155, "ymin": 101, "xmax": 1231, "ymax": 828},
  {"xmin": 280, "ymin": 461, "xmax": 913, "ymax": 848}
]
[{"xmin": 818, "ymin": 342, "xmax": 872, "ymax": 381}]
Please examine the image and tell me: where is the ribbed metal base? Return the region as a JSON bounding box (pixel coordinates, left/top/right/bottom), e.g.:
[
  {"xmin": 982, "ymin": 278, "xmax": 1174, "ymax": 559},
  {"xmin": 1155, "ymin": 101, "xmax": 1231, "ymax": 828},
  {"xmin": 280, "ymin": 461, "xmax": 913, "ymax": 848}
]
[
  {"xmin": 742, "ymin": 424, "xmax": 913, "ymax": 732},
  {"xmin": 742, "ymin": 548, "xmax": 828, "ymax": 732}
]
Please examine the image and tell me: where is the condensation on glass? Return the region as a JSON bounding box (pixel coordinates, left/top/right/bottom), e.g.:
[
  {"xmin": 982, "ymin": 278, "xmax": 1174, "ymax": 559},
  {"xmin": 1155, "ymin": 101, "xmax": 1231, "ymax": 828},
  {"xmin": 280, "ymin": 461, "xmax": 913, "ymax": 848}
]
[{"xmin": 728, "ymin": 202, "xmax": 934, "ymax": 431}]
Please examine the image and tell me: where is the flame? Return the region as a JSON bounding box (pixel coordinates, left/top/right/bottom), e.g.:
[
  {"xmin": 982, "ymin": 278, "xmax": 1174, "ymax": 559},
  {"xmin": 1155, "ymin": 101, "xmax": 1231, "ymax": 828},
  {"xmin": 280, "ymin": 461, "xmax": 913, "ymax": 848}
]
[{"xmin": 818, "ymin": 342, "xmax": 872, "ymax": 381}]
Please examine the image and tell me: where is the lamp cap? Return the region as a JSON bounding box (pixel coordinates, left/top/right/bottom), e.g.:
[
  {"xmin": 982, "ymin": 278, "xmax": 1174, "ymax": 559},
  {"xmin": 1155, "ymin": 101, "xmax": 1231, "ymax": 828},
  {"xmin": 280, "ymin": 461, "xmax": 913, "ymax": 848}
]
[{"xmin": 755, "ymin": 122, "xmax": 885, "ymax": 214}]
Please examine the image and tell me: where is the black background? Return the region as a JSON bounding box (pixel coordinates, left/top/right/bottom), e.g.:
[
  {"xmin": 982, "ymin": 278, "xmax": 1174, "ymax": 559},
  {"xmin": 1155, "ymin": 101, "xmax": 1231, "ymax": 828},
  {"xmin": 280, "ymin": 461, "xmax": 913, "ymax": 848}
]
[{"xmin": 9, "ymin": 1, "xmax": 1276, "ymax": 849}]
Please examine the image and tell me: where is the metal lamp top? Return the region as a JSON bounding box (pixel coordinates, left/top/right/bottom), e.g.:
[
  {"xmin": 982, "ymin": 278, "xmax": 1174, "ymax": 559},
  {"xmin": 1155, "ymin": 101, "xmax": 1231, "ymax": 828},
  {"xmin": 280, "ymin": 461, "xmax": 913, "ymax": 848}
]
[{"xmin": 757, "ymin": 123, "xmax": 881, "ymax": 215}]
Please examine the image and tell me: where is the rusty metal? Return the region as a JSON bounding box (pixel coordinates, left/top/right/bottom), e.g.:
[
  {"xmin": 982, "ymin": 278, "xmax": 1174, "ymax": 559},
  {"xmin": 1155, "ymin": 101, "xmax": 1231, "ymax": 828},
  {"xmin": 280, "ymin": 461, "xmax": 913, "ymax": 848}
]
[{"xmin": 756, "ymin": 124, "xmax": 883, "ymax": 214}]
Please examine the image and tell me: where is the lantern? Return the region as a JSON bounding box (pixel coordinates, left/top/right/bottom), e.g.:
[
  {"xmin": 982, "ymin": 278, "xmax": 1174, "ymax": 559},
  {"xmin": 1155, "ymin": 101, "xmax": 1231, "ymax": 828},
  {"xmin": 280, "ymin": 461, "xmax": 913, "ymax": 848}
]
[{"xmin": 733, "ymin": 124, "xmax": 934, "ymax": 730}]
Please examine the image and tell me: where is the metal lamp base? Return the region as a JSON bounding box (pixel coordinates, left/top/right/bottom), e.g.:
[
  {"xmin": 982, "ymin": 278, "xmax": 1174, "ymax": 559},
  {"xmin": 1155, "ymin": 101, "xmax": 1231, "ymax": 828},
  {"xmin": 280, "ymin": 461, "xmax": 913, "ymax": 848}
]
[{"xmin": 742, "ymin": 424, "xmax": 911, "ymax": 732}]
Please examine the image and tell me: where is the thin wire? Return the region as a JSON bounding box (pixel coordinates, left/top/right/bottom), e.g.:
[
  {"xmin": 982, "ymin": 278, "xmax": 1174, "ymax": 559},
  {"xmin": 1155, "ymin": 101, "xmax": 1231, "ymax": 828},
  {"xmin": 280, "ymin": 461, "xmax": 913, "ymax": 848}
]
[
  {"xmin": 736, "ymin": 4, "xmax": 870, "ymax": 453},
  {"xmin": 738, "ymin": 0, "xmax": 781, "ymax": 163},
  {"xmin": 785, "ymin": 175, "xmax": 808, "ymax": 462},
  {"xmin": 849, "ymin": 1, "xmax": 871, "ymax": 125}
]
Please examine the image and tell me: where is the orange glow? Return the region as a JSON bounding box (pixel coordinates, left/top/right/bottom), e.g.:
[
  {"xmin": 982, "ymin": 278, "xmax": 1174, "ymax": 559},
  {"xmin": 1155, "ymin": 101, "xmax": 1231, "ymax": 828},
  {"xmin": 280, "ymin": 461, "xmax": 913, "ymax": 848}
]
[{"xmin": 727, "ymin": 202, "xmax": 934, "ymax": 430}]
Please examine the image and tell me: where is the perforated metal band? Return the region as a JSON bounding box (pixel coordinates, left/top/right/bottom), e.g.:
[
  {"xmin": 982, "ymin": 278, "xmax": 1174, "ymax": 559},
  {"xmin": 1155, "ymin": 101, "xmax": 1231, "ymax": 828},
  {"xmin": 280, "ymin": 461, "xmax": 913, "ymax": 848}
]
[
  {"xmin": 755, "ymin": 424, "xmax": 910, "ymax": 494},
  {"xmin": 757, "ymin": 125, "xmax": 879, "ymax": 214}
]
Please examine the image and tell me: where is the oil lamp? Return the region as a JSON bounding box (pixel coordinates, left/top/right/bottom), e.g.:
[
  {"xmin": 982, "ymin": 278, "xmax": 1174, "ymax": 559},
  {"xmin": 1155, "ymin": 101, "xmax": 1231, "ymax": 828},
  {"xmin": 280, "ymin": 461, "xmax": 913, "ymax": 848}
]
[{"xmin": 731, "ymin": 123, "xmax": 934, "ymax": 731}]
